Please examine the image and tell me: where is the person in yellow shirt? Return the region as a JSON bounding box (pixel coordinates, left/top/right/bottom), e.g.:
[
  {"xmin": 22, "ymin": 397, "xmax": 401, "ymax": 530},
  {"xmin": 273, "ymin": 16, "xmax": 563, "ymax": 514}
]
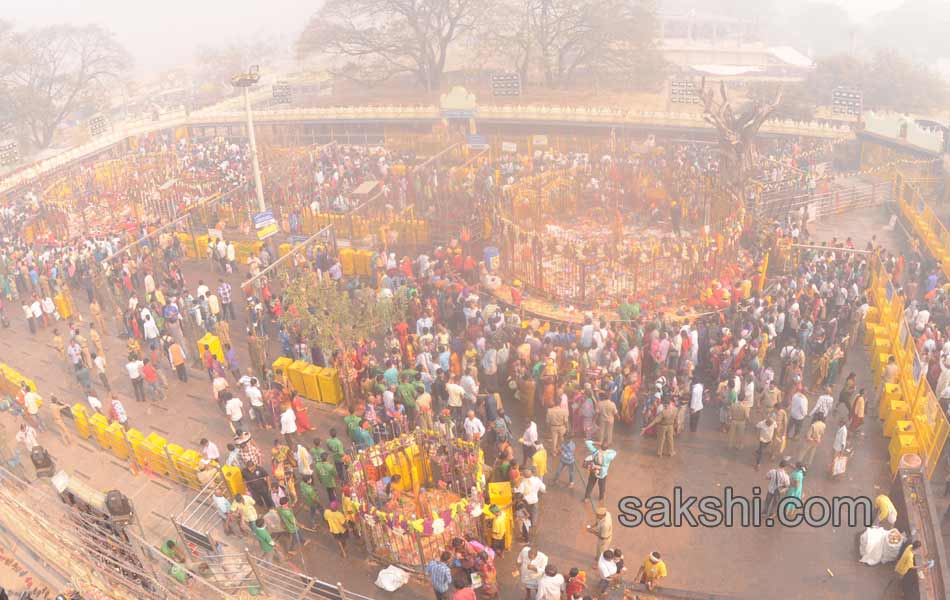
[
  {"xmin": 324, "ymin": 501, "xmax": 349, "ymax": 558},
  {"xmin": 531, "ymin": 443, "xmax": 548, "ymax": 478},
  {"xmin": 488, "ymin": 504, "xmax": 508, "ymax": 556},
  {"xmin": 636, "ymin": 551, "xmax": 668, "ymax": 591},
  {"xmin": 230, "ymin": 494, "xmax": 258, "ymax": 527},
  {"xmin": 893, "ymin": 541, "xmax": 930, "ymax": 597},
  {"xmin": 874, "ymin": 494, "xmax": 897, "ymax": 527}
]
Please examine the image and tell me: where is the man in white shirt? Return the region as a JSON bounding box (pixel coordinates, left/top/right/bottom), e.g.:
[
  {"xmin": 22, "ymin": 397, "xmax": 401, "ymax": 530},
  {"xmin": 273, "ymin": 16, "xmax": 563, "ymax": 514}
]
[
  {"xmin": 832, "ymin": 418, "xmax": 849, "ymax": 455},
  {"xmin": 810, "ymin": 386, "xmax": 834, "ymax": 421},
  {"xmin": 535, "ymin": 565, "xmax": 566, "ymax": 600},
  {"xmin": 200, "ymin": 438, "xmax": 220, "ymax": 462},
  {"xmin": 15, "ymin": 423, "xmax": 39, "ymax": 451},
  {"xmin": 445, "ymin": 377, "xmax": 465, "ymax": 422},
  {"xmin": 789, "ymin": 392, "xmax": 808, "ymax": 439},
  {"xmin": 126, "ymin": 358, "xmax": 146, "ymax": 402},
  {"xmin": 243, "ymin": 377, "xmax": 265, "ymax": 428},
  {"xmin": 142, "ymin": 314, "xmax": 160, "ymax": 355},
  {"xmin": 597, "ymin": 549, "xmax": 620, "ymax": 594},
  {"xmin": 462, "ymin": 410, "xmax": 485, "ymax": 441},
  {"xmin": 689, "ymin": 382, "xmax": 704, "ymax": 432},
  {"xmin": 225, "ymin": 393, "xmax": 245, "ymax": 433},
  {"xmin": 517, "ymin": 546, "xmax": 548, "ymax": 596},
  {"xmin": 280, "ymin": 405, "xmax": 298, "ymax": 446},
  {"xmin": 516, "ymin": 466, "xmax": 546, "ymax": 538}
]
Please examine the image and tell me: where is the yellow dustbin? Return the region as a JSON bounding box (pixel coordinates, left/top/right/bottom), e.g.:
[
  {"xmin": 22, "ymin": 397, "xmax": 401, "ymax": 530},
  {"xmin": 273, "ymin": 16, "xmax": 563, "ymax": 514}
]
[
  {"xmin": 71, "ymin": 404, "xmax": 91, "ymax": 439},
  {"xmin": 880, "ymin": 384, "xmax": 901, "ymax": 420},
  {"xmin": 302, "ymin": 365, "xmax": 323, "ymax": 402},
  {"xmin": 125, "ymin": 428, "xmax": 146, "ymax": 465},
  {"xmin": 197, "ymin": 333, "xmax": 224, "ymax": 364},
  {"xmin": 107, "ymin": 422, "xmax": 130, "ymax": 460},
  {"xmin": 221, "ymin": 465, "xmax": 246, "ymax": 495},
  {"xmin": 340, "ymin": 248, "xmax": 355, "ymax": 275},
  {"xmin": 317, "ymin": 368, "xmax": 343, "ymax": 405},
  {"xmin": 355, "ymin": 250, "xmax": 374, "ymax": 276},
  {"xmin": 144, "ymin": 433, "xmax": 172, "ymax": 476},
  {"xmin": 89, "ymin": 413, "xmax": 112, "ymax": 451},
  {"xmin": 272, "ymin": 356, "xmax": 294, "ymax": 378},
  {"xmin": 884, "ymin": 401, "xmax": 909, "ymax": 437},
  {"xmin": 288, "ymin": 360, "xmax": 309, "ymax": 394}
]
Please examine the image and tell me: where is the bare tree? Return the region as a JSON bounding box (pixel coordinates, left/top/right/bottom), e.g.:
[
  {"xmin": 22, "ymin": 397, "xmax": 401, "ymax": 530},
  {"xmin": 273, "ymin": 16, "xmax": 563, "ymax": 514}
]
[
  {"xmin": 297, "ymin": 0, "xmax": 483, "ymax": 91},
  {"xmin": 698, "ymin": 78, "xmax": 782, "ymax": 195},
  {"xmin": 0, "ymin": 25, "xmax": 130, "ymax": 149},
  {"xmin": 475, "ymin": 0, "xmax": 663, "ymax": 89}
]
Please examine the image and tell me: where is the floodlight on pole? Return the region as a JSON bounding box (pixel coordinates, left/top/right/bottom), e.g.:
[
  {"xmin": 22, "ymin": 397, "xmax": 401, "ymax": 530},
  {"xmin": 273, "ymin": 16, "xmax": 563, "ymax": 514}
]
[{"xmin": 231, "ymin": 65, "xmax": 266, "ymax": 214}]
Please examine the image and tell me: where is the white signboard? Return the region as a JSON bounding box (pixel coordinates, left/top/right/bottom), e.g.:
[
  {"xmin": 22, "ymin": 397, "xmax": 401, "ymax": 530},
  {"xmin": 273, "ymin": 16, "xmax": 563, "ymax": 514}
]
[{"xmin": 501, "ymin": 142, "xmax": 517, "ymax": 153}]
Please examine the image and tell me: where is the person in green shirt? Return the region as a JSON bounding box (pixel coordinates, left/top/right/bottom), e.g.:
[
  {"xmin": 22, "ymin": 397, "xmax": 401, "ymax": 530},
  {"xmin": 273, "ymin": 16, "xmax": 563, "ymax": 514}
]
[
  {"xmin": 343, "ymin": 409, "xmax": 362, "ymax": 440},
  {"xmin": 396, "ymin": 377, "xmax": 418, "ymax": 425},
  {"xmin": 313, "ymin": 452, "xmax": 338, "ymax": 502},
  {"xmin": 299, "ymin": 475, "xmax": 322, "ymax": 521},
  {"xmin": 325, "ymin": 428, "xmax": 347, "ymax": 479},
  {"xmin": 251, "ymin": 518, "xmax": 282, "ymax": 562},
  {"xmin": 160, "ymin": 539, "xmax": 186, "ymax": 563},
  {"xmin": 309, "ymin": 436, "xmax": 324, "ymax": 467},
  {"xmin": 277, "ymin": 497, "xmax": 306, "ymax": 552}
]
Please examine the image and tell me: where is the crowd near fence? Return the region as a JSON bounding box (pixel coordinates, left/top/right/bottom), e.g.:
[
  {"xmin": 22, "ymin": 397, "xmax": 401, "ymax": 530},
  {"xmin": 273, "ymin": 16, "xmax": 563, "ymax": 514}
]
[{"xmin": 866, "ymin": 172, "xmax": 950, "ymax": 480}]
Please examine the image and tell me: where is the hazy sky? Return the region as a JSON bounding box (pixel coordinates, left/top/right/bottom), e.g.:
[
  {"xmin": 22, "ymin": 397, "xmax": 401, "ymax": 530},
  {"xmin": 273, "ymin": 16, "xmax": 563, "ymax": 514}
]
[{"xmin": 7, "ymin": 0, "xmax": 912, "ymax": 72}]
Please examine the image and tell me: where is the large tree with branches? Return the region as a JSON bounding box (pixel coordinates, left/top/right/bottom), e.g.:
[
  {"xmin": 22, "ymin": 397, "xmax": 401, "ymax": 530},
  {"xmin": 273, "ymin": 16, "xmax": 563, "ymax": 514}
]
[
  {"xmin": 698, "ymin": 79, "xmax": 782, "ymax": 198},
  {"xmin": 0, "ymin": 24, "xmax": 130, "ymax": 149},
  {"xmin": 297, "ymin": 0, "xmax": 482, "ymax": 91},
  {"xmin": 279, "ymin": 272, "xmax": 409, "ymax": 404},
  {"xmin": 476, "ymin": 0, "xmax": 663, "ymax": 89}
]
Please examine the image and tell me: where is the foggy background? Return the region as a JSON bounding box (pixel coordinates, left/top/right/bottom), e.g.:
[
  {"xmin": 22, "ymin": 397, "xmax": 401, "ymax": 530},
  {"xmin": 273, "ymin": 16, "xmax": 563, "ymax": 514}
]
[{"xmin": 9, "ymin": 0, "xmax": 944, "ymax": 73}]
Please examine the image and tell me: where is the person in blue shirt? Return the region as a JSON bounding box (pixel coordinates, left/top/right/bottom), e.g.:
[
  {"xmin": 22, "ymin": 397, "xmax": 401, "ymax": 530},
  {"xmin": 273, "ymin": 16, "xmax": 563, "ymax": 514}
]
[
  {"xmin": 383, "ymin": 360, "xmax": 400, "ymax": 388},
  {"xmin": 424, "ymin": 551, "xmax": 453, "ymax": 600},
  {"xmin": 583, "ymin": 439, "xmax": 616, "ymax": 502},
  {"xmin": 551, "ymin": 438, "xmax": 577, "ymax": 486}
]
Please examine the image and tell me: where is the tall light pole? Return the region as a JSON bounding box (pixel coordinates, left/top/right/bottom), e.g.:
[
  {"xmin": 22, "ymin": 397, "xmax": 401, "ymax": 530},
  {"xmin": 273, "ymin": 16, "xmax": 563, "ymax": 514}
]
[{"xmin": 231, "ymin": 65, "xmax": 266, "ymax": 214}]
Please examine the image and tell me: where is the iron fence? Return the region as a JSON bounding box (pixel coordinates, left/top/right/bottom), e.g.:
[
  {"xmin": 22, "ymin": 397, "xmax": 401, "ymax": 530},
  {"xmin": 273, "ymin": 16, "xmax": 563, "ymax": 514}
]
[{"xmin": 751, "ymin": 180, "xmax": 887, "ymax": 224}]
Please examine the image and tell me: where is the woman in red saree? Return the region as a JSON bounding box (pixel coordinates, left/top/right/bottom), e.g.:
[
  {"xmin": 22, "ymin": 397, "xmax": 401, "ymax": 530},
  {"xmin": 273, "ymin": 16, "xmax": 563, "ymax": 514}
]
[{"xmin": 291, "ymin": 392, "xmax": 312, "ymax": 432}]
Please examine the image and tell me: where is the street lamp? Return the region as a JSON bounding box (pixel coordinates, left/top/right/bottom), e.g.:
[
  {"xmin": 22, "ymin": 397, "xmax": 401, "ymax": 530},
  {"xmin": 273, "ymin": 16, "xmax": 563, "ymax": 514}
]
[{"xmin": 231, "ymin": 65, "xmax": 266, "ymax": 214}]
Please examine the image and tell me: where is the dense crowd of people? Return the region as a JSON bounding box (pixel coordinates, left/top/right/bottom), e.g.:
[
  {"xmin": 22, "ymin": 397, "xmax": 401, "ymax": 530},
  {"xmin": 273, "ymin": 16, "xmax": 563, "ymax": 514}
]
[{"xmin": 2, "ymin": 129, "xmax": 945, "ymax": 599}]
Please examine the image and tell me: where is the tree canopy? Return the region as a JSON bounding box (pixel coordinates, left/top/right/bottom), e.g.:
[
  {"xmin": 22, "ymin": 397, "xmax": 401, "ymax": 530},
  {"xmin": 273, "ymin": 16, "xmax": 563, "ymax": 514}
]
[
  {"xmin": 297, "ymin": 0, "xmax": 665, "ymax": 91},
  {"xmin": 0, "ymin": 24, "xmax": 130, "ymax": 149},
  {"xmin": 279, "ymin": 273, "xmax": 409, "ymax": 388}
]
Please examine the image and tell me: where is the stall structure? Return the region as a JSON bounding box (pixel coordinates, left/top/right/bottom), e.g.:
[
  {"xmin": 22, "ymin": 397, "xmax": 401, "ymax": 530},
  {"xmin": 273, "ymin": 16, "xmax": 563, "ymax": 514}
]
[
  {"xmin": 348, "ymin": 430, "xmax": 486, "ymax": 571},
  {"xmin": 492, "ymin": 149, "xmax": 750, "ymax": 313}
]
